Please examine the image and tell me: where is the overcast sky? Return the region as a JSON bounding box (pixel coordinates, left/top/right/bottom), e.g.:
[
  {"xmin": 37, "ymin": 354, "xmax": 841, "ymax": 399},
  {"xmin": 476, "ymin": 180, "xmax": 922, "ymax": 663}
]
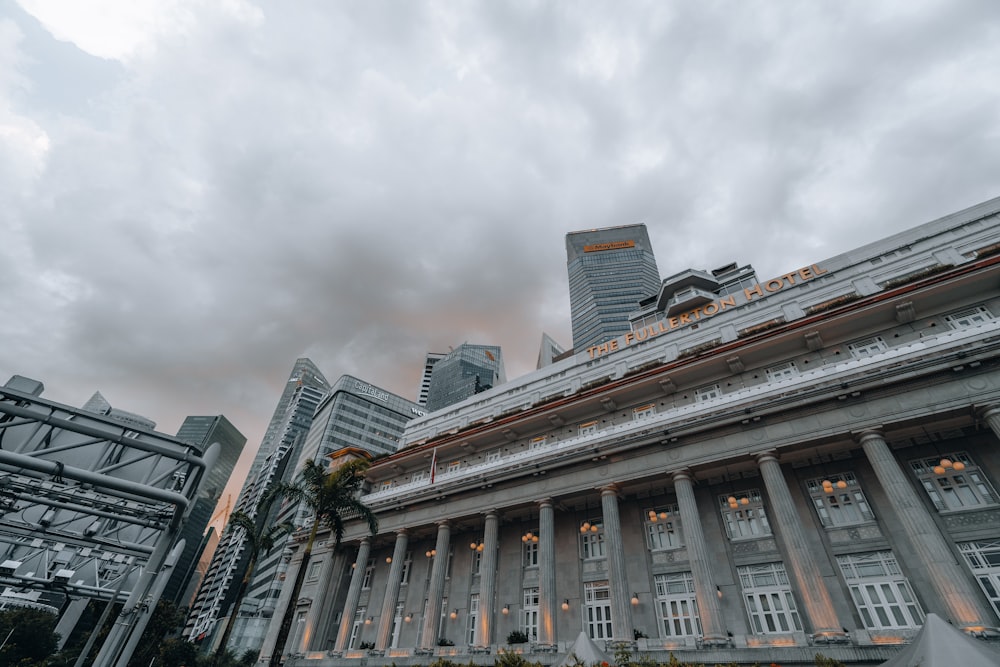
[{"xmin": 2, "ymin": 1, "xmax": 999, "ymax": 510}]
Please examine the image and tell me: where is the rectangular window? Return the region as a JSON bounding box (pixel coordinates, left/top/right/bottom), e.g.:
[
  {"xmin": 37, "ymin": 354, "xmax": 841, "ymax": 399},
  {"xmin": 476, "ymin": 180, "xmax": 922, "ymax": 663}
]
[
  {"xmin": 447, "ymin": 460, "xmax": 462, "ymax": 474},
  {"xmin": 580, "ymin": 522, "xmax": 605, "ymax": 559},
  {"xmin": 633, "ymin": 404, "xmax": 656, "ymax": 421},
  {"xmin": 485, "ymin": 449, "xmax": 501, "ymax": 463},
  {"xmin": 307, "ymin": 560, "xmax": 323, "ymax": 580},
  {"xmin": 362, "ymin": 559, "xmax": 375, "ymax": 589},
  {"xmin": 411, "ymin": 470, "xmax": 428, "ymax": 483},
  {"xmin": 765, "ymin": 361, "xmax": 798, "ymax": 382},
  {"xmin": 911, "ymin": 452, "xmax": 998, "ymax": 511},
  {"xmin": 468, "ymin": 593, "xmax": 479, "ymax": 645},
  {"xmin": 654, "ymin": 572, "xmax": 701, "ymax": 637},
  {"xmin": 400, "ymin": 551, "xmax": 412, "ymax": 586},
  {"xmin": 584, "ymin": 581, "xmax": 613, "ymax": 640},
  {"xmin": 944, "ymin": 306, "xmax": 993, "ymax": 329},
  {"xmin": 958, "ymin": 540, "xmax": 1000, "ymax": 617},
  {"xmin": 390, "ymin": 602, "xmax": 404, "ymax": 648},
  {"xmin": 349, "ymin": 607, "xmax": 365, "ymax": 649},
  {"xmin": 719, "ymin": 489, "xmax": 771, "ymax": 539},
  {"xmin": 472, "ymin": 548, "xmax": 482, "ymax": 575},
  {"xmin": 530, "ymin": 436, "xmax": 547, "ymax": 450},
  {"xmin": 738, "ymin": 563, "xmax": 802, "ymax": 634},
  {"xmin": 645, "ymin": 505, "xmax": 682, "ymax": 550},
  {"xmin": 694, "ymin": 385, "xmax": 722, "ymax": 402},
  {"xmin": 837, "ymin": 552, "xmax": 923, "ymax": 630},
  {"xmin": 847, "ymin": 337, "xmax": 888, "ymax": 359},
  {"xmin": 806, "ymin": 472, "xmax": 875, "ymax": 527},
  {"xmin": 579, "ymin": 421, "xmax": 599, "ymax": 437},
  {"xmin": 522, "ymin": 587, "xmax": 539, "ymax": 640},
  {"xmin": 380, "ymin": 480, "xmax": 394, "ymax": 491},
  {"xmin": 522, "ymin": 532, "xmax": 539, "ymax": 567}
]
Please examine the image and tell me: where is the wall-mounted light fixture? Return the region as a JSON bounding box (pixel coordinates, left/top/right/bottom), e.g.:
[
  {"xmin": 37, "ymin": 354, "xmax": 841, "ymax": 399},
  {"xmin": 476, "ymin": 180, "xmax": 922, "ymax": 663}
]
[
  {"xmin": 561, "ymin": 599, "xmax": 570, "ymax": 611},
  {"xmin": 502, "ymin": 604, "xmax": 510, "ymax": 615},
  {"xmin": 450, "ymin": 609, "xmax": 458, "ymax": 619},
  {"xmin": 716, "ymin": 585, "xmax": 723, "ymax": 599},
  {"xmin": 579, "ymin": 521, "xmax": 599, "ymax": 533},
  {"xmin": 386, "ymin": 556, "xmax": 392, "ymax": 563},
  {"xmin": 521, "ymin": 531, "xmax": 539, "ymax": 543},
  {"xmin": 364, "ymin": 616, "xmax": 373, "ymax": 625},
  {"xmin": 425, "ymin": 549, "xmax": 436, "ymax": 557},
  {"xmin": 404, "ymin": 612, "xmax": 412, "ymax": 623},
  {"xmin": 470, "ymin": 540, "xmax": 484, "ymax": 552},
  {"xmin": 630, "ymin": 593, "xmax": 639, "ymax": 606}
]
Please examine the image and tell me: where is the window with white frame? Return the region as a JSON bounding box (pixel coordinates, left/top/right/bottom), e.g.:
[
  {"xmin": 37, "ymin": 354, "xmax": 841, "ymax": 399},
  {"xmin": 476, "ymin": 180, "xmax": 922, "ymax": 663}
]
[
  {"xmin": 837, "ymin": 552, "xmax": 923, "ymax": 630},
  {"xmin": 468, "ymin": 593, "xmax": 479, "ymax": 645},
  {"xmin": 654, "ymin": 572, "xmax": 701, "ymax": 637},
  {"xmin": 645, "ymin": 505, "xmax": 682, "ymax": 550},
  {"xmin": 944, "ymin": 305, "xmax": 994, "ymax": 329},
  {"xmin": 581, "ymin": 522, "xmax": 605, "ymax": 559},
  {"xmin": 349, "ymin": 607, "xmax": 366, "ymax": 649},
  {"xmin": 806, "ymin": 472, "xmax": 875, "ymax": 527},
  {"xmin": 411, "ymin": 470, "xmax": 428, "ymax": 483},
  {"xmin": 400, "ymin": 551, "xmax": 412, "ymax": 585},
  {"xmin": 579, "ymin": 421, "xmax": 599, "ymax": 437},
  {"xmin": 307, "ymin": 560, "xmax": 323, "ymax": 580},
  {"xmin": 719, "ymin": 489, "xmax": 771, "ymax": 539},
  {"xmin": 472, "ymin": 548, "xmax": 482, "ymax": 575},
  {"xmin": 911, "ymin": 452, "xmax": 999, "ymax": 511},
  {"xmin": 522, "ymin": 587, "xmax": 539, "ymax": 640},
  {"xmin": 485, "ymin": 449, "xmax": 501, "ymax": 464},
  {"xmin": 530, "ymin": 436, "xmax": 547, "ymax": 450},
  {"xmin": 390, "ymin": 601, "xmax": 404, "ymax": 648},
  {"xmin": 738, "ymin": 562, "xmax": 802, "ymax": 634},
  {"xmin": 633, "ymin": 403, "xmax": 656, "ymax": 421},
  {"xmin": 847, "ymin": 337, "xmax": 888, "ymax": 359},
  {"xmin": 694, "ymin": 385, "xmax": 722, "ymax": 402},
  {"xmin": 447, "ymin": 460, "xmax": 462, "ymax": 474},
  {"xmin": 958, "ymin": 540, "xmax": 1000, "ymax": 616},
  {"xmin": 765, "ymin": 361, "xmax": 798, "ymax": 382},
  {"xmin": 584, "ymin": 581, "xmax": 613, "ymax": 640},
  {"xmin": 362, "ymin": 558, "xmax": 375, "ymax": 589},
  {"xmin": 380, "ymin": 480, "xmax": 395, "ymax": 491},
  {"xmin": 523, "ymin": 531, "xmax": 539, "ymax": 567}
]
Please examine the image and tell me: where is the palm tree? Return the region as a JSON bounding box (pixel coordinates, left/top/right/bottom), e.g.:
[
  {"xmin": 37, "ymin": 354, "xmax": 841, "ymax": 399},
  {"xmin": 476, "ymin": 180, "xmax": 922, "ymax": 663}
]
[
  {"xmin": 213, "ymin": 498, "xmax": 292, "ymax": 666},
  {"xmin": 267, "ymin": 457, "xmax": 377, "ymax": 666}
]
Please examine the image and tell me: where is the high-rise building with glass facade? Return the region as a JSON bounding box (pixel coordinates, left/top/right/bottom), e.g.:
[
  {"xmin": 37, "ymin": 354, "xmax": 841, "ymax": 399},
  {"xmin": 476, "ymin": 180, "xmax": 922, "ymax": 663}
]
[
  {"xmin": 566, "ymin": 224, "xmax": 661, "ymax": 352},
  {"xmin": 423, "ymin": 344, "xmax": 506, "ymax": 412}
]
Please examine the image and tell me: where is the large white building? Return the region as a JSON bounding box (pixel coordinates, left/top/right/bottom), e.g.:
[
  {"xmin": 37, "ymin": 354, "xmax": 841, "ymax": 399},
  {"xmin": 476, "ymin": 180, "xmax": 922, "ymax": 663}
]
[{"xmin": 272, "ymin": 197, "xmax": 1000, "ymax": 666}]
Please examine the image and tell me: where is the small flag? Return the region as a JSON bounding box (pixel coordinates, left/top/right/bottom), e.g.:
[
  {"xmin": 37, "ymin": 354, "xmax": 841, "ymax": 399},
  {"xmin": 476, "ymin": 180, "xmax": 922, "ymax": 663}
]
[
  {"xmin": 430, "ymin": 447, "xmax": 437, "ymax": 484},
  {"xmin": 485, "ymin": 349, "xmax": 495, "ymax": 362}
]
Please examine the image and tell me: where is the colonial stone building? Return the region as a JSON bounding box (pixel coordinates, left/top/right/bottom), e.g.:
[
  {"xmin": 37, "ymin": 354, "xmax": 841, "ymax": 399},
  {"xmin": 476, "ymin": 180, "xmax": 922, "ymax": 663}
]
[{"xmin": 272, "ymin": 197, "xmax": 1000, "ymax": 666}]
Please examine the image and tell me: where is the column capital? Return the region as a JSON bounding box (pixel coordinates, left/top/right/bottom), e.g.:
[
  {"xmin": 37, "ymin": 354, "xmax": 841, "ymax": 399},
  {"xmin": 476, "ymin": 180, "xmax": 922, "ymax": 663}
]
[
  {"xmin": 537, "ymin": 498, "xmax": 554, "ymax": 509},
  {"xmin": 853, "ymin": 428, "xmax": 886, "ymax": 445},
  {"xmin": 482, "ymin": 509, "xmax": 500, "ymax": 519},
  {"xmin": 395, "ymin": 528, "xmax": 408, "ymax": 537},
  {"xmin": 754, "ymin": 449, "xmax": 779, "ymax": 465},
  {"xmin": 974, "ymin": 403, "xmax": 1000, "ymax": 421},
  {"xmin": 599, "ymin": 483, "xmax": 621, "ymax": 497},
  {"xmin": 671, "ymin": 468, "xmax": 695, "ymax": 484}
]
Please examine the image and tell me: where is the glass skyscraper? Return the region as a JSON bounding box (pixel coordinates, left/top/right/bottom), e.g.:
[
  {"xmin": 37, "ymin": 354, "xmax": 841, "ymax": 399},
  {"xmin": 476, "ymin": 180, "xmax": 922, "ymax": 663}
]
[
  {"xmin": 566, "ymin": 224, "xmax": 661, "ymax": 351},
  {"xmin": 424, "ymin": 344, "xmax": 506, "ymax": 412}
]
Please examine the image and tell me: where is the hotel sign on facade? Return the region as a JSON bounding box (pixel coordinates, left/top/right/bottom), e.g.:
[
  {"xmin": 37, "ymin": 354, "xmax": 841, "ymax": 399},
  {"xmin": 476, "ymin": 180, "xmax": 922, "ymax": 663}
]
[{"xmin": 587, "ymin": 264, "xmax": 828, "ymax": 359}]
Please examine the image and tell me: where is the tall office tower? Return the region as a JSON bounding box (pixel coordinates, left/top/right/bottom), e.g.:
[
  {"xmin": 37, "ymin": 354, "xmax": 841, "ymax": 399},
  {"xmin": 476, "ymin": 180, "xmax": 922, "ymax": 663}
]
[
  {"xmin": 184, "ymin": 359, "xmax": 329, "ymax": 648},
  {"xmin": 163, "ymin": 415, "xmax": 246, "ymax": 606},
  {"xmin": 566, "ymin": 223, "xmax": 661, "ymax": 351},
  {"xmin": 416, "ymin": 352, "xmax": 446, "ymax": 406},
  {"xmin": 423, "ymin": 344, "xmax": 506, "ymax": 412},
  {"xmin": 536, "ymin": 332, "xmax": 568, "ymax": 369}
]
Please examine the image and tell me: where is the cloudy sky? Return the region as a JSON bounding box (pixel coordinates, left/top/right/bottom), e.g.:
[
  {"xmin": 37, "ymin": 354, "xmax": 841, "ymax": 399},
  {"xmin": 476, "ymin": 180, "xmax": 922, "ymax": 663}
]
[{"xmin": 2, "ymin": 0, "xmax": 999, "ymax": 506}]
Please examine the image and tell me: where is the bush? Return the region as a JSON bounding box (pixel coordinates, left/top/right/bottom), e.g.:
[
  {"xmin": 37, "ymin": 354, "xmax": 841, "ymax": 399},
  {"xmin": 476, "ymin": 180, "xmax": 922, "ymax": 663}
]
[
  {"xmin": 506, "ymin": 630, "xmax": 529, "ymax": 644},
  {"xmin": 437, "ymin": 637, "xmax": 455, "ymax": 646}
]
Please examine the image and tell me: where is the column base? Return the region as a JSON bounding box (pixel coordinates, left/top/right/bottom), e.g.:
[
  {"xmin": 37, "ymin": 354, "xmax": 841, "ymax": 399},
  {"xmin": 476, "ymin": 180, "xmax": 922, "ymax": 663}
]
[
  {"xmin": 809, "ymin": 631, "xmax": 851, "ymax": 645},
  {"xmin": 697, "ymin": 635, "xmax": 733, "ymax": 648}
]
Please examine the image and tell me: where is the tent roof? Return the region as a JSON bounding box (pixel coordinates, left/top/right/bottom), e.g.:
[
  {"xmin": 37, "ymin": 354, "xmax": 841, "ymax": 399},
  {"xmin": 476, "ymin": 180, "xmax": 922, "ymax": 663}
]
[
  {"xmin": 880, "ymin": 613, "xmax": 1000, "ymax": 667},
  {"xmin": 557, "ymin": 631, "xmax": 610, "ymax": 667}
]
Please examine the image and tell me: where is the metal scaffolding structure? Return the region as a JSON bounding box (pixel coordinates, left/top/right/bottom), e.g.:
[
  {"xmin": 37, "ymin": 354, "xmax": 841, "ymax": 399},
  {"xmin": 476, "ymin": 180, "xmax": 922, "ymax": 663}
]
[{"xmin": 0, "ymin": 378, "xmax": 217, "ymax": 667}]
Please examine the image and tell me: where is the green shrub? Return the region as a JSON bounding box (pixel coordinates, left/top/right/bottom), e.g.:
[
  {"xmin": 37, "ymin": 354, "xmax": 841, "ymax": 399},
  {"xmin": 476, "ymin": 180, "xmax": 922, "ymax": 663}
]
[{"xmin": 506, "ymin": 630, "xmax": 529, "ymax": 644}]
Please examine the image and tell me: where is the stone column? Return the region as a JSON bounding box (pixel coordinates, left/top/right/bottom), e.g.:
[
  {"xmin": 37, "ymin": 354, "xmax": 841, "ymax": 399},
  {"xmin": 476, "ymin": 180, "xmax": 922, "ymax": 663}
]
[
  {"xmin": 600, "ymin": 484, "xmax": 633, "ymax": 641},
  {"xmin": 858, "ymin": 429, "xmax": 994, "ymax": 628},
  {"xmin": 978, "ymin": 405, "xmax": 1000, "ymax": 440},
  {"xmin": 421, "ymin": 521, "xmax": 451, "ymax": 650},
  {"xmin": 476, "ymin": 511, "xmax": 500, "ymax": 648},
  {"xmin": 334, "ymin": 538, "xmax": 371, "ymax": 652},
  {"xmin": 376, "ymin": 530, "xmax": 409, "ymax": 650},
  {"xmin": 538, "ymin": 498, "xmax": 557, "ymax": 647},
  {"xmin": 299, "ymin": 546, "xmax": 346, "ymax": 652},
  {"xmin": 756, "ymin": 451, "xmax": 845, "ymax": 637},
  {"xmin": 672, "ymin": 470, "xmax": 727, "ymax": 644}
]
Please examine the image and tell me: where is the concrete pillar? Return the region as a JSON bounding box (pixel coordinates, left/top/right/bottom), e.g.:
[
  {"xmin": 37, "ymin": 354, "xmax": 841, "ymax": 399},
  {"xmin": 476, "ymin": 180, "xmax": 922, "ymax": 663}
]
[
  {"xmin": 421, "ymin": 521, "xmax": 451, "ymax": 650},
  {"xmin": 298, "ymin": 546, "xmax": 345, "ymax": 652},
  {"xmin": 600, "ymin": 484, "xmax": 633, "ymax": 641},
  {"xmin": 858, "ymin": 429, "xmax": 995, "ymax": 628},
  {"xmin": 756, "ymin": 451, "xmax": 845, "ymax": 637},
  {"xmin": 476, "ymin": 511, "xmax": 499, "ymax": 648},
  {"xmin": 978, "ymin": 404, "xmax": 1000, "ymax": 440},
  {"xmin": 538, "ymin": 498, "xmax": 557, "ymax": 647},
  {"xmin": 376, "ymin": 530, "xmax": 409, "ymax": 650},
  {"xmin": 334, "ymin": 538, "xmax": 370, "ymax": 652},
  {"xmin": 672, "ymin": 470, "xmax": 727, "ymax": 644}
]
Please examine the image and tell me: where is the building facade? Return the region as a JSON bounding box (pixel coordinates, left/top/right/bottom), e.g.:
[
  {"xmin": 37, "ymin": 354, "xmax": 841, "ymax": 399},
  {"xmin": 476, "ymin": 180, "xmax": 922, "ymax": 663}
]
[
  {"xmin": 271, "ymin": 197, "xmax": 1000, "ymax": 666},
  {"xmin": 417, "ymin": 353, "xmax": 447, "ymax": 407},
  {"xmin": 424, "ymin": 344, "xmax": 506, "ymax": 413},
  {"xmin": 567, "ymin": 224, "xmax": 661, "ymax": 352}
]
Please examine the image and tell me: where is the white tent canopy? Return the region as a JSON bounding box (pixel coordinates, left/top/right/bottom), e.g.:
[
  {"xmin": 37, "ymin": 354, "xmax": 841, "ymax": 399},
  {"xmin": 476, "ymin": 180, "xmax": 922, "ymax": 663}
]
[
  {"xmin": 557, "ymin": 631, "xmax": 611, "ymax": 667},
  {"xmin": 880, "ymin": 613, "xmax": 1000, "ymax": 667}
]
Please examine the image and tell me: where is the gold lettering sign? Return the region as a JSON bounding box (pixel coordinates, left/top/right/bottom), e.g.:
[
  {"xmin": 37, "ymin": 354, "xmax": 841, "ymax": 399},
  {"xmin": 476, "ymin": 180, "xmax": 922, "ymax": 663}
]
[
  {"xmin": 589, "ymin": 264, "xmax": 828, "ymax": 359},
  {"xmin": 583, "ymin": 240, "xmax": 636, "ymax": 253}
]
